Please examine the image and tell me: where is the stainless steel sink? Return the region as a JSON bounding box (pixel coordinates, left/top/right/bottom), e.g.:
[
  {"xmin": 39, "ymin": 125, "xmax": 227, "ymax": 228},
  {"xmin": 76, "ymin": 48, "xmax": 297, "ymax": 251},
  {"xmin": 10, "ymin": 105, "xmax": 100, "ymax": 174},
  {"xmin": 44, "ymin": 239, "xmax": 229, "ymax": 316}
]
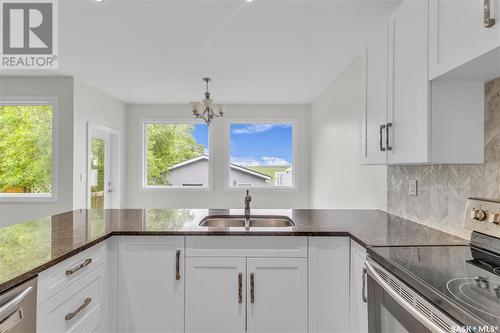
[{"xmin": 199, "ymin": 215, "xmax": 294, "ymax": 228}]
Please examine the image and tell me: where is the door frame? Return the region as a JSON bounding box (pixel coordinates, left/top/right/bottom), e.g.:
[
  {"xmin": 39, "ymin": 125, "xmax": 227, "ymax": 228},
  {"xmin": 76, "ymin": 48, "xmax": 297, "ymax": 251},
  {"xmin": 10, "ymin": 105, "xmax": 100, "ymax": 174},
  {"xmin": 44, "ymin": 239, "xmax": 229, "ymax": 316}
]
[{"xmin": 87, "ymin": 122, "xmax": 120, "ymax": 209}]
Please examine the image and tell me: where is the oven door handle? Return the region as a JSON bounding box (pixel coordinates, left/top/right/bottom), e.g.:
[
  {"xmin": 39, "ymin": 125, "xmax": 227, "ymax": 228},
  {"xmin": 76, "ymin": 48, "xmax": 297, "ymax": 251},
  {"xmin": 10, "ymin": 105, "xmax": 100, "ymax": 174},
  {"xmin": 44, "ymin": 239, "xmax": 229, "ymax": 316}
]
[
  {"xmin": 0, "ymin": 286, "xmax": 33, "ymax": 320},
  {"xmin": 365, "ymin": 260, "xmax": 447, "ymax": 333}
]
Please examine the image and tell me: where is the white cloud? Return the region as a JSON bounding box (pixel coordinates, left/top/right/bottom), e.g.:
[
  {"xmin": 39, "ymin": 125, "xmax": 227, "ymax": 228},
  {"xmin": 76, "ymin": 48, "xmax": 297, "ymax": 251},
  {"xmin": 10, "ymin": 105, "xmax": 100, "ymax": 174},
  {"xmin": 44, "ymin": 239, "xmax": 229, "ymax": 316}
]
[
  {"xmin": 232, "ymin": 124, "xmax": 289, "ymax": 135},
  {"xmin": 261, "ymin": 156, "xmax": 289, "ymax": 166},
  {"xmin": 231, "ymin": 156, "xmax": 290, "ymax": 167},
  {"xmin": 230, "ymin": 157, "xmax": 262, "ymax": 166}
]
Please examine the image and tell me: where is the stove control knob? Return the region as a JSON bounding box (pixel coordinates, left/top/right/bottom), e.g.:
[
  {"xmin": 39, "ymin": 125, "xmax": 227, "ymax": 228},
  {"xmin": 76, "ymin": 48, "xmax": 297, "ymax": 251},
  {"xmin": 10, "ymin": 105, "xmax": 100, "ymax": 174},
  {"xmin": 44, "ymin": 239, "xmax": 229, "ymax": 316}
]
[
  {"xmin": 471, "ymin": 208, "xmax": 487, "ymax": 221},
  {"xmin": 489, "ymin": 212, "xmax": 500, "ymax": 225}
]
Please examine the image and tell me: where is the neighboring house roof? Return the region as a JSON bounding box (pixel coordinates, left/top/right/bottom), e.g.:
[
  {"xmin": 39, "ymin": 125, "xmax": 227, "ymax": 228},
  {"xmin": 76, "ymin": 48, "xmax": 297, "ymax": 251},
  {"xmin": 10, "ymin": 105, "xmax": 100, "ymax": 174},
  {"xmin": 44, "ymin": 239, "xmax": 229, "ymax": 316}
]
[{"xmin": 169, "ymin": 155, "xmax": 272, "ymax": 180}]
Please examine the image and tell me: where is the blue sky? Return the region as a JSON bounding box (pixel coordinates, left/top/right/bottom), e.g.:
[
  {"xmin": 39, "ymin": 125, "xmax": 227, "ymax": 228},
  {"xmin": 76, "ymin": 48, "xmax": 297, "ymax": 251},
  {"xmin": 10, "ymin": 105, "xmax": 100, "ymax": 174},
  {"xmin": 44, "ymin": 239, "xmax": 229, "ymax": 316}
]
[{"xmin": 193, "ymin": 124, "xmax": 293, "ymax": 167}]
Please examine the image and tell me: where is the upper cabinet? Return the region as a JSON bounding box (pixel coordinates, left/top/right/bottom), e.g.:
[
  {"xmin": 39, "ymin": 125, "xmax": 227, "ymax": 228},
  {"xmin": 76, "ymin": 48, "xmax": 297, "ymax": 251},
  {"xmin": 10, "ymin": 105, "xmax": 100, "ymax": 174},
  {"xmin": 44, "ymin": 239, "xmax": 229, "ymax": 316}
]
[
  {"xmin": 361, "ymin": 23, "xmax": 389, "ymax": 164},
  {"xmin": 387, "ymin": 0, "xmax": 431, "ymax": 164},
  {"xmin": 429, "ymin": 0, "xmax": 500, "ymax": 80},
  {"xmin": 362, "ymin": 0, "xmax": 485, "ymax": 165}
]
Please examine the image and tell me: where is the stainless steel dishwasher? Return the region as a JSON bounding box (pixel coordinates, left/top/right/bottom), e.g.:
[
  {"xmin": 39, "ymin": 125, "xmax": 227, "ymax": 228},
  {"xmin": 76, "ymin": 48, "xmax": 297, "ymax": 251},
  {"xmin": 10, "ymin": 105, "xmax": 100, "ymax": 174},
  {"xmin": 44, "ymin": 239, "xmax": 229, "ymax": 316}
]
[{"xmin": 0, "ymin": 277, "xmax": 36, "ymax": 333}]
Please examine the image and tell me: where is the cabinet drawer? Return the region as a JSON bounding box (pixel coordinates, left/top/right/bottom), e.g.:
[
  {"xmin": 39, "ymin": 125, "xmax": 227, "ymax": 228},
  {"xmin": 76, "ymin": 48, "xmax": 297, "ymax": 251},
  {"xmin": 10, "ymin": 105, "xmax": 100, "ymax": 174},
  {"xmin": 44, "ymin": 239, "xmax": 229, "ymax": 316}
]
[
  {"xmin": 37, "ymin": 264, "xmax": 105, "ymax": 333},
  {"xmin": 186, "ymin": 236, "xmax": 307, "ymax": 257},
  {"xmin": 38, "ymin": 243, "xmax": 106, "ymax": 305}
]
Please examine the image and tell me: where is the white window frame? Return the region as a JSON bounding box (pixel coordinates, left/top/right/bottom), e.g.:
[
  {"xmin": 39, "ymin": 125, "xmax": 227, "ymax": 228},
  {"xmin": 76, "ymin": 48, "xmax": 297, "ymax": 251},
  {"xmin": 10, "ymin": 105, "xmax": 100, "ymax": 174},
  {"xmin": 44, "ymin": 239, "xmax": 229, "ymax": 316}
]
[
  {"xmin": 141, "ymin": 118, "xmax": 212, "ymax": 191},
  {"xmin": 0, "ymin": 96, "xmax": 58, "ymax": 201},
  {"xmin": 225, "ymin": 119, "xmax": 297, "ymax": 192}
]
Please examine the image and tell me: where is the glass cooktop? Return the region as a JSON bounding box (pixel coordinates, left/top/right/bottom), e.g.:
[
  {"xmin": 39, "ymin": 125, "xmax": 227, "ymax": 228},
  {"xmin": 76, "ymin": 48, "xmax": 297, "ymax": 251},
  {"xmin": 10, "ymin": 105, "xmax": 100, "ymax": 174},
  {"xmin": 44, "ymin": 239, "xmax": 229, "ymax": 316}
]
[{"xmin": 369, "ymin": 244, "xmax": 500, "ymax": 329}]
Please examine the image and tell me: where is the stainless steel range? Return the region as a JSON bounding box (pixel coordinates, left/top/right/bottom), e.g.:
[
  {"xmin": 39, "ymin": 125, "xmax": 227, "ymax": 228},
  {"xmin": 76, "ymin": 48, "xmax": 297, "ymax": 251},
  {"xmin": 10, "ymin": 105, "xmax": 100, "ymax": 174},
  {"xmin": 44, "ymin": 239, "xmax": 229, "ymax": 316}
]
[{"xmin": 366, "ymin": 198, "xmax": 500, "ymax": 333}]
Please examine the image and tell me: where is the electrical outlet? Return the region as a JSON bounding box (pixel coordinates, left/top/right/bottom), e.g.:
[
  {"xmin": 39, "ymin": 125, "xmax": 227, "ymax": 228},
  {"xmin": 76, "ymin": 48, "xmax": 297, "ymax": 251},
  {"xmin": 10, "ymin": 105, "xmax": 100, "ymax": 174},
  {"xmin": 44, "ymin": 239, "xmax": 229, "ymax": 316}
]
[{"xmin": 408, "ymin": 179, "xmax": 418, "ymax": 196}]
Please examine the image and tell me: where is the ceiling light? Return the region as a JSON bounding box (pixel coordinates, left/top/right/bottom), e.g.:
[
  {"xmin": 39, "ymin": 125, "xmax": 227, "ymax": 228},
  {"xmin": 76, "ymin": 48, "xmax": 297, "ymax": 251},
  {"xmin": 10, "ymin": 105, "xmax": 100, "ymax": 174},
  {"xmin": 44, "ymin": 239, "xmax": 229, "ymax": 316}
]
[{"xmin": 190, "ymin": 78, "xmax": 224, "ymax": 126}]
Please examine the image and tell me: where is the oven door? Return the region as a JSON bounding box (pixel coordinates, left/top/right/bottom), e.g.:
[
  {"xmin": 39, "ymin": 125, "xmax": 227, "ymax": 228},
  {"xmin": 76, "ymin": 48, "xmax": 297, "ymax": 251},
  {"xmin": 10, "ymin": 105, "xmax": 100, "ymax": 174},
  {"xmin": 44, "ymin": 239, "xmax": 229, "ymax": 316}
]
[{"xmin": 365, "ymin": 258, "xmax": 456, "ymax": 333}]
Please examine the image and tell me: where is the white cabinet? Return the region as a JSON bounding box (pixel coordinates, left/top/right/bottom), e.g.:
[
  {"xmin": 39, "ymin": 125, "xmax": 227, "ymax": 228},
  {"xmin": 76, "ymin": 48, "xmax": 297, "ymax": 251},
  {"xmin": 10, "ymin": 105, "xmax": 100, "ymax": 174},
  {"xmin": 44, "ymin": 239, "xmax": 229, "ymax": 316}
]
[
  {"xmin": 308, "ymin": 237, "xmax": 350, "ymax": 333},
  {"xmin": 185, "ymin": 236, "xmax": 308, "ymax": 333},
  {"xmin": 388, "ymin": 0, "xmax": 430, "ymax": 164},
  {"xmin": 185, "ymin": 258, "xmax": 246, "ymax": 333},
  {"xmin": 362, "ymin": 22, "xmax": 389, "ymax": 164},
  {"xmin": 362, "ymin": 0, "xmax": 485, "ymax": 165},
  {"xmin": 349, "ymin": 241, "xmax": 368, "ymax": 333},
  {"xmin": 37, "ymin": 264, "xmax": 105, "ymax": 333},
  {"xmin": 247, "ymin": 258, "xmax": 307, "ymax": 333},
  {"xmin": 37, "ymin": 243, "xmax": 108, "ymax": 333},
  {"xmin": 117, "ymin": 236, "xmax": 184, "ymax": 333},
  {"xmin": 429, "ymin": 0, "xmax": 500, "ymax": 80}
]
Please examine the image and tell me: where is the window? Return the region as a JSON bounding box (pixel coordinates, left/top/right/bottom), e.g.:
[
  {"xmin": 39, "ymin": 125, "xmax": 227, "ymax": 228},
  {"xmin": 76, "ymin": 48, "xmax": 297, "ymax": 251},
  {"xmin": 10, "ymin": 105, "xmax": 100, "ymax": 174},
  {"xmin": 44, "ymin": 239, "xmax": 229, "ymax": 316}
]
[
  {"xmin": 228, "ymin": 122, "xmax": 294, "ymax": 188},
  {"xmin": 0, "ymin": 102, "xmax": 55, "ymax": 199},
  {"xmin": 143, "ymin": 121, "xmax": 209, "ymax": 189}
]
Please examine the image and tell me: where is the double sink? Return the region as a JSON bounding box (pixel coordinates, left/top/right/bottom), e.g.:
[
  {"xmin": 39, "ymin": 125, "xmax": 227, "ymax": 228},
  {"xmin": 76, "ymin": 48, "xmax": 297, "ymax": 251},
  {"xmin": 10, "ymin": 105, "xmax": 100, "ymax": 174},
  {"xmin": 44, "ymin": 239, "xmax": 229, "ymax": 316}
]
[{"xmin": 199, "ymin": 215, "xmax": 294, "ymax": 228}]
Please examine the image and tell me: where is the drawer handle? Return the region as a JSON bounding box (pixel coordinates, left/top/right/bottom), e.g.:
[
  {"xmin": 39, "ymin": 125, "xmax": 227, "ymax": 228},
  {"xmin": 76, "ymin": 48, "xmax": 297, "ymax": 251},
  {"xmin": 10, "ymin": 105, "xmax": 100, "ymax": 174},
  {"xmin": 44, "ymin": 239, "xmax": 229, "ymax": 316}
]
[
  {"xmin": 250, "ymin": 273, "xmax": 255, "ymax": 304},
  {"xmin": 238, "ymin": 272, "xmax": 243, "ymax": 304},
  {"xmin": 65, "ymin": 298, "xmax": 91, "ymax": 321},
  {"xmin": 66, "ymin": 258, "xmax": 92, "ymax": 276},
  {"xmin": 175, "ymin": 249, "xmax": 181, "ymax": 280}
]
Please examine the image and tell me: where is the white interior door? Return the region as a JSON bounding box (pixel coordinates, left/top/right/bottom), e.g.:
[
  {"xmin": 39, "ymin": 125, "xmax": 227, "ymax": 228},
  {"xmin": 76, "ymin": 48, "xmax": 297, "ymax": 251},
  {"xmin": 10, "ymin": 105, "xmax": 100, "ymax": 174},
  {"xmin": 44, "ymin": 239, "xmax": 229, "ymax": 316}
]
[{"xmin": 88, "ymin": 124, "xmax": 118, "ymax": 209}]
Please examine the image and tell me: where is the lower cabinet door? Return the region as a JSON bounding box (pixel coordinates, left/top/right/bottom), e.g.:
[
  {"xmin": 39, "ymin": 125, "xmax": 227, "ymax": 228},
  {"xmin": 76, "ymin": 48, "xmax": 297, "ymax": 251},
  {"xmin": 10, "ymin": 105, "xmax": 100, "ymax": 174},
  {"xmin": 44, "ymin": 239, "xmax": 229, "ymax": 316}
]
[
  {"xmin": 117, "ymin": 236, "xmax": 184, "ymax": 333},
  {"xmin": 247, "ymin": 258, "xmax": 307, "ymax": 333},
  {"xmin": 350, "ymin": 241, "xmax": 368, "ymax": 333},
  {"xmin": 185, "ymin": 257, "xmax": 246, "ymax": 333}
]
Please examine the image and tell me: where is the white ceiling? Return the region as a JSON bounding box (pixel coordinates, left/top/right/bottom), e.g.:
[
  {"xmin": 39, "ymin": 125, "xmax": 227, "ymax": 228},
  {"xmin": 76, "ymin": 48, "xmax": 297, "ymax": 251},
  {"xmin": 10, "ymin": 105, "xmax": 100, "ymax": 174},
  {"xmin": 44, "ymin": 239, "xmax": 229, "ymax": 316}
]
[{"xmin": 9, "ymin": 0, "xmax": 402, "ymax": 104}]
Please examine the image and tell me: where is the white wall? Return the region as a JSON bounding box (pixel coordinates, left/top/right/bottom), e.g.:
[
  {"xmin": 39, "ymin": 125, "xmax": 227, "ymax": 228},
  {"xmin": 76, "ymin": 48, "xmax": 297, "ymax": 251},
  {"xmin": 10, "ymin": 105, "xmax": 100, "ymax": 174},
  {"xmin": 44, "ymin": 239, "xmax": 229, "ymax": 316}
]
[
  {"xmin": 73, "ymin": 80, "xmax": 127, "ymax": 209},
  {"xmin": 125, "ymin": 104, "xmax": 311, "ymax": 208},
  {"xmin": 0, "ymin": 76, "xmax": 74, "ymax": 226},
  {"xmin": 310, "ymin": 55, "xmax": 387, "ymax": 209}
]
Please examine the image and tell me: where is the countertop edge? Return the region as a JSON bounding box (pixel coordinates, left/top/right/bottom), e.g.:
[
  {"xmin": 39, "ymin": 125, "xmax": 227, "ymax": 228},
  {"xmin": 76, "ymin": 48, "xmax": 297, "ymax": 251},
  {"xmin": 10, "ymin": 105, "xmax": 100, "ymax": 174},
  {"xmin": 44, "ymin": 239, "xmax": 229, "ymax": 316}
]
[{"xmin": 0, "ymin": 228, "xmax": 468, "ymax": 294}]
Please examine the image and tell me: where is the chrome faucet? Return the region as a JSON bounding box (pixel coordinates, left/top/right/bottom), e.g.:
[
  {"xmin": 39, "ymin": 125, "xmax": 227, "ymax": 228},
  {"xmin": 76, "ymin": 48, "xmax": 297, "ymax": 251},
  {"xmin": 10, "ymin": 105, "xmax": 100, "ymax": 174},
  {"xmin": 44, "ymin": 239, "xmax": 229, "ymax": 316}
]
[{"xmin": 244, "ymin": 190, "xmax": 252, "ymax": 227}]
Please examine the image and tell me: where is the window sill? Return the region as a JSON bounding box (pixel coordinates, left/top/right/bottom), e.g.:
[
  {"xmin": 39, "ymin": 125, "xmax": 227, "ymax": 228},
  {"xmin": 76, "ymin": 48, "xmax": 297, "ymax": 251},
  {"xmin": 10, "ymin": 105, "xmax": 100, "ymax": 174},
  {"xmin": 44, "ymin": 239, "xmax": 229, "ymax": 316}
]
[
  {"xmin": 0, "ymin": 193, "xmax": 56, "ymax": 202},
  {"xmin": 141, "ymin": 186, "xmax": 212, "ymax": 192}
]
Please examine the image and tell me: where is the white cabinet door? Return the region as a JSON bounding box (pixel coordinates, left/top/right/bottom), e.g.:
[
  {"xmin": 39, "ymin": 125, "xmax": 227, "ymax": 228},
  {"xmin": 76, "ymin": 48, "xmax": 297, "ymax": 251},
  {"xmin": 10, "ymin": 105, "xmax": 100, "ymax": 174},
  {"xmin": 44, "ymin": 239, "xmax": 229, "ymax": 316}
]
[
  {"xmin": 429, "ymin": 0, "xmax": 500, "ymax": 79},
  {"xmin": 361, "ymin": 22, "xmax": 389, "ymax": 165},
  {"xmin": 308, "ymin": 237, "xmax": 350, "ymax": 333},
  {"xmin": 349, "ymin": 241, "xmax": 368, "ymax": 333},
  {"xmin": 117, "ymin": 236, "xmax": 184, "ymax": 333},
  {"xmin": 185, "ymin": 258, "xmax": 246, "ymax": 333},
  {"xmin": 388, "ymin": 0, "xmax": 430, "ymax": 164},
  {"xmin": 247, "ymin": 258, "xmax": 307, "ymax": 333}
]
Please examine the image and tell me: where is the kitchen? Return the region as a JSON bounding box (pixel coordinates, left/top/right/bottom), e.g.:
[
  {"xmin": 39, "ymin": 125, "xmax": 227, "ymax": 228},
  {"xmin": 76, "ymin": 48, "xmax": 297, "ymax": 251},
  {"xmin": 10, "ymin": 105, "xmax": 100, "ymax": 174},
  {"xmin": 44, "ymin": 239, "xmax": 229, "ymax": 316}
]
[{"xmin": 0, "ymin": 0, "xmax": 499, "ymax": 332}]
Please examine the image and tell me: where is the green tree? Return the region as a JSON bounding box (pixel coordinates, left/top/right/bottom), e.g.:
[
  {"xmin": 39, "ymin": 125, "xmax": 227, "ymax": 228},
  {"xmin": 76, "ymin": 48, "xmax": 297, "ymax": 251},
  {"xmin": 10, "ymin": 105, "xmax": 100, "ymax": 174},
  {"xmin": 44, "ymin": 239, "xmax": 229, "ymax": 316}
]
[
  {"xmin": 0, "ymin": 105, "xmax": 52, "ymax": 193},
  {"xmin": 147, "ymin": 124, "xmax": 205, "ymax": 186}
]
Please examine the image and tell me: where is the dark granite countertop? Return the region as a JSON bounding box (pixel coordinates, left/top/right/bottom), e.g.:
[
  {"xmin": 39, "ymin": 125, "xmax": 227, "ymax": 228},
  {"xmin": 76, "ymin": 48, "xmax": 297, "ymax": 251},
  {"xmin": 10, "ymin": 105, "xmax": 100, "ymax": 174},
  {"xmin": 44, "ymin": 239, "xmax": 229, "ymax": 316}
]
[{"xmin": 0, "ymin": 208, "xmax": 468, "ymax": 293}]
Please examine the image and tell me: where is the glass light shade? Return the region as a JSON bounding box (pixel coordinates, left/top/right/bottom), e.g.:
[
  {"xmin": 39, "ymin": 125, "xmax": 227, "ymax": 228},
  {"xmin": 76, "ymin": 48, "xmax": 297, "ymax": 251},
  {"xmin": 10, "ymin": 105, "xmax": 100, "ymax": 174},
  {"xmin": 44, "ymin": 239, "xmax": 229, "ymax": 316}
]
[{"xmin": 191, "ymin": 102, "xmax": 201, "ymax": 111}]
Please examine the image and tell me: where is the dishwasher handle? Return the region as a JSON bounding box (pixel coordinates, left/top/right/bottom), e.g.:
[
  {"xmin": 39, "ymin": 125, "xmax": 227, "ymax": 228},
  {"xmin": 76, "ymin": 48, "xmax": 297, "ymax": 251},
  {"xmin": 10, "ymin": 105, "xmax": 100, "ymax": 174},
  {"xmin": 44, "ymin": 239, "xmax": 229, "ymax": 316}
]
[{"xmin": 0, "ymin": 286, "xmax": 33, "ymax": 320}]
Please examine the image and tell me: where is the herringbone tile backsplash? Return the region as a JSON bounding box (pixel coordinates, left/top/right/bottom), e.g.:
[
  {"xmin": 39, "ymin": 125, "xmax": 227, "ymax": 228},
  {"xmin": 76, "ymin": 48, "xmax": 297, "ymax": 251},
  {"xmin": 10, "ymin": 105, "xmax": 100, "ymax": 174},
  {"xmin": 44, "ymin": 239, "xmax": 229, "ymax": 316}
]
[{"xmin": 387, "ymin": 77, "xmax": 500, "ymax": 239}]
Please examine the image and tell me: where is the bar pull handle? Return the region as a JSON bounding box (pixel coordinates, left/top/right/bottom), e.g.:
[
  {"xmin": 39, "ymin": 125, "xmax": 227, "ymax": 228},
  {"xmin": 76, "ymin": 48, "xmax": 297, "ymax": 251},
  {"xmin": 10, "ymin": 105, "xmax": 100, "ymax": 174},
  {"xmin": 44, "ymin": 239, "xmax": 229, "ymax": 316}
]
[
  {"xmin": 66, "ymin": 258, "xmax": 92, "ymax": 276},
  {"xmin": 362, "ymin": 267, "xmax": 368, "ymax": 303},
  {"xmin": 175, "ymin": 249, "xmax": 181, "ymax": 280},
  {"xmin": 65, "ymin": 298, "xmax": 91, "ymax": 321},
  {"xmin": 484, "ymin": 0, "xmax": 496, "ymax": 28},
  {"xmin": 379, "ymin": 124, "xmax": 386, "ymax": 151},
  {"xmin": 386, "ymin": 122, "xmax": 393, "ymax": 151},
  {"xmin": 238, "ymin": 273, "xmax": 243, "ymax": 304},
  {"xmin": 250, "ymin": 273, "xmax": 255, "ymax": 304}
]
